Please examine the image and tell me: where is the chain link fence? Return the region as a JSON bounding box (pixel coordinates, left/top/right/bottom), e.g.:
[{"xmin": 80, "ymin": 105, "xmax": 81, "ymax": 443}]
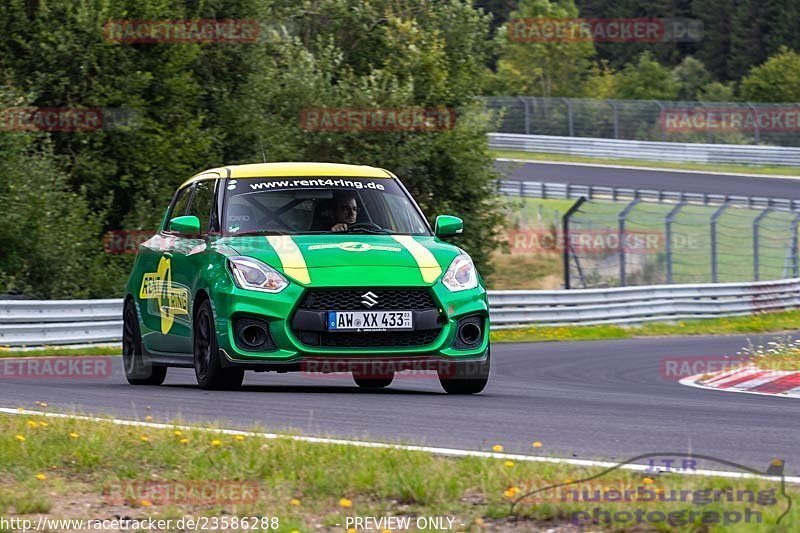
[
  {"xmin": 564, "ymin": 199, "xmax": 800, "ymax": 288},
  {"xmin": 486, "ymin": 96, "xmax": 800, "ymax": 147}
]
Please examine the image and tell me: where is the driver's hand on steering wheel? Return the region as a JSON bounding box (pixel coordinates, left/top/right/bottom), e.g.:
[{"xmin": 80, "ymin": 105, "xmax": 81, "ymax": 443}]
[{"xmin": 331, "ymin": 223, "xmax": 348, "ymax": 232}]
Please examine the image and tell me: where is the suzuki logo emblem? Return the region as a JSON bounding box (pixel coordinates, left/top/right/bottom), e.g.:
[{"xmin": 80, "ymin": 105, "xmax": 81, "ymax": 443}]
[{"xmin": 361, "ymin": 291, "xmax": 379, "ymax": 308}]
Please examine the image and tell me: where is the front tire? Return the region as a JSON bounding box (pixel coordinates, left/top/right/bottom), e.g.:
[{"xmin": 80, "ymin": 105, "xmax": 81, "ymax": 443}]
[
  {"xmin": 194, "ymin": 300, "xmax": 245, "ymax": 390},
  {"xmin": 122, "ymin": 299, "xmax": 167, "ymax": 386},
  {"xmin": 438, "ymin": 348, "xmax": 490, "ymax": 395}
]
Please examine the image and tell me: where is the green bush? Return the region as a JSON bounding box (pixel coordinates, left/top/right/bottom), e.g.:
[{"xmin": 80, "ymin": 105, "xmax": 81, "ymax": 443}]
[{"xmin": 0, "ymin": 1, "xmax": 504, "ymax": 297}]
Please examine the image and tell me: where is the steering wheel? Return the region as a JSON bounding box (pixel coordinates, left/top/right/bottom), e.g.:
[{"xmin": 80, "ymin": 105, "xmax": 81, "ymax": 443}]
[{"xmin": 347, "ymin": 222, "xmax": 384, "ymax": 231}]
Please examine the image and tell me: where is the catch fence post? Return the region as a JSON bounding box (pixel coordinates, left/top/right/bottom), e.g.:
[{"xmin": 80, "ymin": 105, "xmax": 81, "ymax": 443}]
[
  {"xmin": 563, "ymin": 197, "xmax": 587, "ymax": 290},
  {"xmin": 792, "ymin": 213, "xmax": 800, "ymax": 278},
  {"xmin": 665, "ymin": 200, "xmax": 687, "ymax": 284},
  {"xmin": 753, "ymin": 208, "xmax": 772, "ymax": 281},
  {"xmin": 618, "ymin": 199, "xmax": 641, "ymax": 287},
  {"xmin": 710, "ymin": 201, "xmax": 729, "ymax": 283}
]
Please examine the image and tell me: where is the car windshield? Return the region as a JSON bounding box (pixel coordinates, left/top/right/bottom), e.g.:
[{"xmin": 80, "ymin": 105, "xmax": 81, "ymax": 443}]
[{"xmin": 223, "ymin": 176, "xmax": 431, "ymax": 236}]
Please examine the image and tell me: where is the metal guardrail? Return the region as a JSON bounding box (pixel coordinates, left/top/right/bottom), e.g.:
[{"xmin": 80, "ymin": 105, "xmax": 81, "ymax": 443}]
[
  {"xmin": 490, "ymin": 133, "xmax": 800, "ymax": 167},
  {"xmin": 489, "ymin": 277, "xmax": 800, "ymax": 327},
  {"xmin": 3, "ymin": 279, "xmax": 800, "ymax": 345},
  {"xmin": 0, "ymin": 300, "xmax": 123, "ymax": 346},
  {"xmin": 497, "ymin": 179, "xmax": 800, "ymax": 212}
]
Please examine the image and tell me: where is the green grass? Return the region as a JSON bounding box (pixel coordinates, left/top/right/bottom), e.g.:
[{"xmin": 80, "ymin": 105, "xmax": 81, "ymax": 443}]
[
  {"xmin": 487, "ymin": 197, "xmax": 573, "ymax": 290},
  {"xmin": 495, "ymin": 196, "xmax": 797, "ymax": 287},
  {"xmin": 0, "ymin": 413, "xmax": 796, "ymax": 531},
  {"xmin": 493, "ymin": 149, "xmax": 800, "ymax": 177},
  {"xmin": 492, "ymin": 310, "xmax": 800, "ymax": 344},
  {"xmin": 0, "ymin": 346, "xmax": 121, "ymax": 358},
  {"xmin": 736, "ymin": 337, "xmax": 800, "ymax": 372}
]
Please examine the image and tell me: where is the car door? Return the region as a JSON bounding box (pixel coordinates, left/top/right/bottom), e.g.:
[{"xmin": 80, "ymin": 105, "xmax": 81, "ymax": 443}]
[
  {"xmin": 163, "ymin": 176, "xmax": 220, "ymax": 355},
  {"xmin": 138, "ymin": 183, "xmax": 193, "ymax": 354}
]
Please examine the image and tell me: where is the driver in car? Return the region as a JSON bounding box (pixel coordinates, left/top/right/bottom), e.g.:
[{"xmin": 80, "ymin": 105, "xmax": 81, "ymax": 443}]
[{"xmin": 330, "ymin": 192, "xmax": 358, "ymax": 232}]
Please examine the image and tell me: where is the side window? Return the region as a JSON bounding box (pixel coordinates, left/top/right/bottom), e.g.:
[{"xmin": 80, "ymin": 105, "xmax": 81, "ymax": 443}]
[
  {"xmin": 166, "ymin": 185, "xmax": 193, "ymax": 229},
  {"xmin": 187, "ymin": 180, "xmax": 216, "ymax": 234}
]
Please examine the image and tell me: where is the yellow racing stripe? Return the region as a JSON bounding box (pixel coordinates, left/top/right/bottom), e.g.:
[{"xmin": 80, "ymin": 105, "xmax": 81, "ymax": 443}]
[
  {"xmin": 266, "ymin": 236, "xmax": 311, "ymax": 284},
  {"xmin": 392, "ymin": 235, "xmax": 442, "ymax": 283}
]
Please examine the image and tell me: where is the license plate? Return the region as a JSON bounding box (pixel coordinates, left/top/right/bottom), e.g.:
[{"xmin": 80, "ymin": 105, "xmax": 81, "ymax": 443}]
[{"xmin": 327, "ymin": 311, "xmax": 413, "ymax": 331}]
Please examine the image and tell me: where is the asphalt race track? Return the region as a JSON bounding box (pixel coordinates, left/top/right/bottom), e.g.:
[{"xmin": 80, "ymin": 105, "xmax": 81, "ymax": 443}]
[
  {"xmin": 495, "ymin": 159, "xmax": 800, "ymax": 199},
  {"xmin": 3, "ymin": 335, "xmax": 798, "ymax": 475}
]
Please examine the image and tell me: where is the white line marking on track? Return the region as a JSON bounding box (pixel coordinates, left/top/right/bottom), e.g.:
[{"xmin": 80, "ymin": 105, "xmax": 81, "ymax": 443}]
[
  {"xmin": 2, "ymin": 407, "xmax": 798, "ymax": 484},
  {"xmin": 495, "ymin": 158, "xmax": 800, "ymax": 180}
]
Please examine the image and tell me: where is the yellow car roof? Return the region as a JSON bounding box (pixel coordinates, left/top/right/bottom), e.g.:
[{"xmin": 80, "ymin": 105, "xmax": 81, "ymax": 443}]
[{"xmin": 183, "ymin": 162, "xmax": 394, "ymax": 187}]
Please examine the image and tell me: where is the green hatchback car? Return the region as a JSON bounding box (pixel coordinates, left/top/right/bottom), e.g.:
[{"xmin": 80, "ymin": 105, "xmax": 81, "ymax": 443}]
[{"xmin": 124, "ymin": 162, "xmax": 490, "ymax": 394}]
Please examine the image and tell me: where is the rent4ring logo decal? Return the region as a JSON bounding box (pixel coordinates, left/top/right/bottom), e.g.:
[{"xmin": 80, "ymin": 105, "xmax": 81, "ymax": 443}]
[
  {"xmin": 139, "ymin": 256, "xmax": 190, "ymax": 334},
  {"xmin": 308, "ymin": 242, "xmax": 401, "ymax": 253}
]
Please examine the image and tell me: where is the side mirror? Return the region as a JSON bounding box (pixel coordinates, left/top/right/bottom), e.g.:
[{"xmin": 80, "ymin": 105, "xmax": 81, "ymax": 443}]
[
  {"xmin": 168, "ymin": 215, "xmax": 201, "ymax": 235},
  {"xmin": 435, "ymin": 215, "xmax": 463, "ymax": 237}
]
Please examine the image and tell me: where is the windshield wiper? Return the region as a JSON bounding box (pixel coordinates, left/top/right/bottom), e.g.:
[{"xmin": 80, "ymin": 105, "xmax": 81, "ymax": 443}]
[{"xmin": 345, "ymin": 228, "xmax": 392, "ymax": 234}]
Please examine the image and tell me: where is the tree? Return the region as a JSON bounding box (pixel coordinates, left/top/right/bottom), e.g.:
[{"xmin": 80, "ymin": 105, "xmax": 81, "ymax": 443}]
[
  {"xmin": 729, "ymin": 0, "xmax": 800, "ymax": 80},
  {"xmin": 493, "ymin": 0, "xmax": 596, "ymax": 96},
  {"xmin": 672, "ymin": 56, "xmax": 712, "ymax": 101},
  {"xmin": 576, "ymin": 0, "xmax": 696, "ymax": 68},
  {"xmin": 0, "ymin": 0, "xmax": 506, "ymax": 296},
  {"xmin": 740, "ymin": 47, "xmax": 800, "ymax": 102},
  {"xmin": 613, "ymin": 51, "xmax": 680, "ymax": 100},
  {"xmin": 697, "ymin": 81, "xmax": 736, "ymax": 102},
  {"xmin": 580, "ymin": 60, "xmax": 618, "ymax": 98},
  {"xmin": 691, "ymin": 0, "xmax": 736, "ymax": 80},
  {"xmin": 0, "ymin": 86, "xmax": 114, "ymax": 298},
  {"xmin": 221, "ymin": 0, "xmax": 504, "ymax": 273},
  {"xmin": 473, "ymin": 0, "xmax": 519, "ymax": 33},
  {"xmin": 0, "ymin": 0, "xmax": 219, "ymax": 232}
]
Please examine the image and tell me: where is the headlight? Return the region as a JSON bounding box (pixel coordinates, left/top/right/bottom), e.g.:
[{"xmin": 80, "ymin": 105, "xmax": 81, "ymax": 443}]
[
  {"xmin": 228, "ymin": 256, "xmax": 289, "ymax": 293},
  {"xmin": 442, "ymin": 254, "xmax": 478, "ymax": 292}
]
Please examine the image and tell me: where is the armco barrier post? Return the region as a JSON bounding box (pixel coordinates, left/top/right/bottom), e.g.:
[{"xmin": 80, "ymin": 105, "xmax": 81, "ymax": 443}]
[{"xmin": 563, "ymin": 197, "xmax": 586, "ymax": 290}]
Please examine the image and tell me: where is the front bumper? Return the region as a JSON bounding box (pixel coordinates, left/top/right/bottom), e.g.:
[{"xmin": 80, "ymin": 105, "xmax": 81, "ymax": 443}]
[
  {"xmin": 212, "ymin": 283, "xmax": 489, "ymax": 365},
  {"xmin": 219, "ymin": 349, "xmax": 490, "ymax": 373}
]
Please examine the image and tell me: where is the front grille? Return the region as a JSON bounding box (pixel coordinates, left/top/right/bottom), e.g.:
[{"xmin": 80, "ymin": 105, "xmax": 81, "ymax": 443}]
[
  {"xmin": 293, "ymin": 288, "xmax": 441, "ymax": 348},
  {"xmin": 314, "ymin": 330, "xmax": 441, "ymax": 348},
  {"xmin": 297, "ymin": 289, "xmax": 436, "ymax": 311}
]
